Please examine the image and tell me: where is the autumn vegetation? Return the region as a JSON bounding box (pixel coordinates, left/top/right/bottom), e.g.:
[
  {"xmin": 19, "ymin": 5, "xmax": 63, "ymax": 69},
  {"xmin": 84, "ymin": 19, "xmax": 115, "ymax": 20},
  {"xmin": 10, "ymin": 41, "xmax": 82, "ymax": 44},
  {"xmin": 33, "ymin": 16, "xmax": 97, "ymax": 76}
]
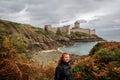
[
  {"xmin": 0, "ymin": 19, "xmax": 120, "ymax": 80},
  {"xmin": 73, "ymin": 42, "xmax": 120, "ymax": 80},
  {"xmin": 0, "ymin": 32, "xmax": 55, "ymax": 80},
  {"xmin": 1, "ymin": 33, "xmax": 120, "ymax": 80}
]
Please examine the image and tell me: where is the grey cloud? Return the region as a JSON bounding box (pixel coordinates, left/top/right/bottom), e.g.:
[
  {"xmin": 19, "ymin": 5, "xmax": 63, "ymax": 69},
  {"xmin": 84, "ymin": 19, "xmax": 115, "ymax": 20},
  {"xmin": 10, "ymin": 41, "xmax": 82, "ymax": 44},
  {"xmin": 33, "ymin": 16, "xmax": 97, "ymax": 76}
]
[
  {"xmin": 78, "ymin": 20, "xmax": 87, "ymax": 23},
  {"xmin": 0, "ymin": 0, "xmax": 26, "ymax": 12},
  {"xmin": 88, "ymin": 11, "xmax": 120, "ymax": 31},
  {"xmin": 0, "ymin": 0, "xmax": 120, "ymax": 34}
]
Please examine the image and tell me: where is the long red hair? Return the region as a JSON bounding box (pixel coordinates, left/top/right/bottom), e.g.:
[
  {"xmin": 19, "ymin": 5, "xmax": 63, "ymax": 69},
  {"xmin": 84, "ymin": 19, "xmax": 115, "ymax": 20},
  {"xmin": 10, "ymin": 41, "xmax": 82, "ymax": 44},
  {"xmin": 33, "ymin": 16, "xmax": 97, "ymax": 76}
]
[{"xmin": 57, "ymin": 52, "xmax": 69, "ymax": 67}]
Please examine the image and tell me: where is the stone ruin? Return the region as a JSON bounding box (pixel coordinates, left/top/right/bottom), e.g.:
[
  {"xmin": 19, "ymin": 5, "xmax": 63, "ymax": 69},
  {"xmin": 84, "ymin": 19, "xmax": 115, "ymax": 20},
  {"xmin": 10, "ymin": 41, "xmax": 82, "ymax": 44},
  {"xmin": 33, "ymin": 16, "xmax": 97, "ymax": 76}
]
[{"xmin": 44, "ymin": 21, "xmax": 96, "ymax": 35}]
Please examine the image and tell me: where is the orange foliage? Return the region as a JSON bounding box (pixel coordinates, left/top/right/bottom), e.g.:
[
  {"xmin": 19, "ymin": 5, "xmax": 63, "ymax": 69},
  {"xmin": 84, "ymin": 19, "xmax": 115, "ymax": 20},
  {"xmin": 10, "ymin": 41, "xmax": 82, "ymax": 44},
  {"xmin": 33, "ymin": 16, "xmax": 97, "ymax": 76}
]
[
  {"xmin": 0, "ymin": 34, "xmax": 56, "ymax": 80},
  {"xmin": 0, "ymin": 59, "xmax": 22, "ymax": 80},
  {"xmin": 104, "ymin": 42, "xmax": 119, "ymax": 50},
  {"xmin": 74, "ymin": 72, "xmax": 83, "ymax": 80},
  {"xmin": 1, "ymin": 36, "xmax": 16, "ymax": 59}
]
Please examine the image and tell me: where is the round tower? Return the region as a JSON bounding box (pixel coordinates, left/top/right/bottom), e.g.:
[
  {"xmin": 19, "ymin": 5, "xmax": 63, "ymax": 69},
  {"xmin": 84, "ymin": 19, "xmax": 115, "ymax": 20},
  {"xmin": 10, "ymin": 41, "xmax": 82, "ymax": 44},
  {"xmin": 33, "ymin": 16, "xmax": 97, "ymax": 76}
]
[{"xmin": 74, "ymin": 21, "xmax": 80, "ymax": 28}]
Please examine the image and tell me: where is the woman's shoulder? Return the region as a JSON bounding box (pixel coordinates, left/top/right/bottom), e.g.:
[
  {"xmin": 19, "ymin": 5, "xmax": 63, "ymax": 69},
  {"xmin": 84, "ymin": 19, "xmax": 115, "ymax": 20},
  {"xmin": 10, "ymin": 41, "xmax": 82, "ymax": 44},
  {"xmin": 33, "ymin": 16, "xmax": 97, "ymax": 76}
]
[{"xmin": 56, "ymin": 65, "xmax": 63, "ymax": 70}]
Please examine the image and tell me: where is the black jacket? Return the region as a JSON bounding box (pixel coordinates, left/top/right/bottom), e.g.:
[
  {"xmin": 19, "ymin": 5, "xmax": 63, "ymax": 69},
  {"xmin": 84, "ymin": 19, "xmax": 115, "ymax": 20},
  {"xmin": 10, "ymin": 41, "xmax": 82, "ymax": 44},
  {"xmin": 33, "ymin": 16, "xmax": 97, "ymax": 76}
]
[{"xmin": 54, "ymin": 62, "xmax": 74, "ymax": 80}]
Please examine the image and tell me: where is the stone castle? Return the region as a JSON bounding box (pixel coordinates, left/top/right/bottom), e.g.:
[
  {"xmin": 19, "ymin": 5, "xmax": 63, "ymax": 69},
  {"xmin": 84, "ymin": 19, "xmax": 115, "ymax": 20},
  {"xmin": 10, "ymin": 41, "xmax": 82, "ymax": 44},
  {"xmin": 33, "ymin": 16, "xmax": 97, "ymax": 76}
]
[{"xmin": 44, "ymin": 21, "xmax": 96, "ymax": 35}]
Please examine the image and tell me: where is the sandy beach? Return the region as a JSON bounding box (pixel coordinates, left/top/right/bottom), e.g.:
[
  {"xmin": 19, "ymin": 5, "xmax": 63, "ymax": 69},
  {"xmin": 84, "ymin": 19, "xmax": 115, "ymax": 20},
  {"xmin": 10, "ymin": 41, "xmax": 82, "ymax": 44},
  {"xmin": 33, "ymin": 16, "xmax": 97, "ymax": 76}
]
[
  {"xmin": 32, "ymin": 49, "xmax": 83, "ymax": 66},
  {"xmin": 32, "ymin": 50, "xmax": 62, "ymax": 65}
]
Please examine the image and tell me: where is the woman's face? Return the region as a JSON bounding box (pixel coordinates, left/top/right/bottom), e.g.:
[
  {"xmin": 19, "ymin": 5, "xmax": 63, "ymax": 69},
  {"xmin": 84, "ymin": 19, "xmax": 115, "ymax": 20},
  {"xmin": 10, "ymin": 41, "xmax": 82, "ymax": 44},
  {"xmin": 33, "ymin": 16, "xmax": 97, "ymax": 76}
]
[{"xmin": 63, "ymin": 54, "xmax": 70, "ymax": 62}]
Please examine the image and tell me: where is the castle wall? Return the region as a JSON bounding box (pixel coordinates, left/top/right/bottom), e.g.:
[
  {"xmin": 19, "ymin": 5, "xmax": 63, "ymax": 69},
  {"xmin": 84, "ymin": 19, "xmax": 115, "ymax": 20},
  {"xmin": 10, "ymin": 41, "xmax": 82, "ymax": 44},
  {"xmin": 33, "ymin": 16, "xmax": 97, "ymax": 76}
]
[
  {"xmin": 44, "ymin": 25, "xmax": 70, "ymax": 35},
  {"xmin": 59, "ymin": 25, "xmax": 70, "ymax": 35},
  {"xmin": 90, "ymin": 29, "xmax": 96, "ymax": 35},
  {"xmin": 71, "ymin": 28, "xmax": 90, "ymax": 34},
  {"xmin": 52, "ymin": 28, "xmax": 57, "ymax": 33}
]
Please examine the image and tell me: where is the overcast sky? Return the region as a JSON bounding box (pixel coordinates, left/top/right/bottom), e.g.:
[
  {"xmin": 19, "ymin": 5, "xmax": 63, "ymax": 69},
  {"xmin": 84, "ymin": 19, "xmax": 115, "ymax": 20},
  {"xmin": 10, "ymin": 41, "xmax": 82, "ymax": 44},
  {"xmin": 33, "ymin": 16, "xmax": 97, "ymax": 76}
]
[{"xmin": 0, "ymin": 0, "xmax": 120, "ymax": 35}]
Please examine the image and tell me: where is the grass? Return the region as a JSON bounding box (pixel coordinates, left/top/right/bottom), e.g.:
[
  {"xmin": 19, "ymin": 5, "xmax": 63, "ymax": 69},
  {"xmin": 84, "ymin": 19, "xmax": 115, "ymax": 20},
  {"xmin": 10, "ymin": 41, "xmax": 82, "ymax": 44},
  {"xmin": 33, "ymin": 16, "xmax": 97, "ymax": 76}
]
[{"xmin": 35, "ymin": 28, "xmax": 49, "ymax": 38}]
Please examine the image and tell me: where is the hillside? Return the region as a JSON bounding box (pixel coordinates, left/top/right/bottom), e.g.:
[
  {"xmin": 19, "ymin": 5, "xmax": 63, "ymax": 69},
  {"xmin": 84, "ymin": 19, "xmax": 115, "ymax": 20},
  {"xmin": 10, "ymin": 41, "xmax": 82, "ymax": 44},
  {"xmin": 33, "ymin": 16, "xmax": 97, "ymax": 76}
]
[
  {"xmin": 0, "ymin": 19, "xmax": 63, "ymax": 51},
  {"xmin": 0, "ymin": 19, "xmax": 104, "ymax": 51}
]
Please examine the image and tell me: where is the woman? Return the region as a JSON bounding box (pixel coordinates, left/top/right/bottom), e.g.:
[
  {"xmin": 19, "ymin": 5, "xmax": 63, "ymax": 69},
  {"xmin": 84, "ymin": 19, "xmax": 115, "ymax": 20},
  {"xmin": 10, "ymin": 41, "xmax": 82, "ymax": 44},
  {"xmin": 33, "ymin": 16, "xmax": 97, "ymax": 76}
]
[{"xmin": 54, "ymin": 52, "xmax": 74, "ymax": 80}]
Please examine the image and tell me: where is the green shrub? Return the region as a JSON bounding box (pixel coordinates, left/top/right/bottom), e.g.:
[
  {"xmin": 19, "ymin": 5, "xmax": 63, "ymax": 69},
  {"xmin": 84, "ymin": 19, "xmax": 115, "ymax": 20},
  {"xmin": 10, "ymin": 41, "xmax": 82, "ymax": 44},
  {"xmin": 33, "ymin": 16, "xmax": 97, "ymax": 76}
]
[
  {"xmin": 73, "ymin": 63, "xmax": 85, "ymax": 73},
  {"xmin": 73, "ymin": 62, "xmax": 95, "ymax": 80}
]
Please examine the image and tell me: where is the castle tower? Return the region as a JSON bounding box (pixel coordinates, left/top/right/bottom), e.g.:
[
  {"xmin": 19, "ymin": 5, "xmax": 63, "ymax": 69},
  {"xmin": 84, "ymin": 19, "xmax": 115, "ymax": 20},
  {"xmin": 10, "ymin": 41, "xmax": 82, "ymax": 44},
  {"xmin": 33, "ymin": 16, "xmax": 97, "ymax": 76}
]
[
  {"xmin": 74, "ymin": 21, "xmax": 80, "ymax": 28},
  {"xmin": 44, "ymin": 25, "xmax": 52, "ymax": 32}
]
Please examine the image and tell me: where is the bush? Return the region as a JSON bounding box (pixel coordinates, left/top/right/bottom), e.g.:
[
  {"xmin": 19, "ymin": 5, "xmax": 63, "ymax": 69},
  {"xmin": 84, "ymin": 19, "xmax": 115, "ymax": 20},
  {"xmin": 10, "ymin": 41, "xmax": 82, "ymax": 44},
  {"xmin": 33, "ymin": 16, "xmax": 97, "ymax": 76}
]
[
  {"xmin": 73, "ymin": 62, "xmax": 95, "ymax": 80},
  {"xmin": 73, "ymin": 42, "xmax": 120, "ymax": 80}
]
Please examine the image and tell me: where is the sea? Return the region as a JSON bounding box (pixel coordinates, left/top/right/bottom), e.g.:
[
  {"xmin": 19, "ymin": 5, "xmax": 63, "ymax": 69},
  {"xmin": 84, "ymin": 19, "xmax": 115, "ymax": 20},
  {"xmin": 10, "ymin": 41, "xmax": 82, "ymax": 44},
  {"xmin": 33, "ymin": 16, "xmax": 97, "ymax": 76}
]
[{"xmin": 59, "ymin": 32, "xmax": 120, "ymax": 55}]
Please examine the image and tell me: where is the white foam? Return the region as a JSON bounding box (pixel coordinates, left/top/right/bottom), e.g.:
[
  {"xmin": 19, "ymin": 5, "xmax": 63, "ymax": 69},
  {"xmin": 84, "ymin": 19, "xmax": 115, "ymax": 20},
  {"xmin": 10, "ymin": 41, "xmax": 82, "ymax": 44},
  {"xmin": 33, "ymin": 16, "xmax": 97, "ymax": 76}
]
[
  {"xmin": 41, "ymin": 50, "xmax": 56, "ymax": 53},
  {"xmin": 57, "ymin": 48, "xmax": 64, "ymax": 53}
]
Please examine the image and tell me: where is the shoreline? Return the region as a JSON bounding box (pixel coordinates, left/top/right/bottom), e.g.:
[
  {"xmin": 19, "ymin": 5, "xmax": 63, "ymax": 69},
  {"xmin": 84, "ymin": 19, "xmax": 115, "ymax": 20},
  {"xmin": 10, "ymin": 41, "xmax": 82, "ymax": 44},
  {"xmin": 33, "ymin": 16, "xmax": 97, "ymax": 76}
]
[
  {"xmin": 31, "ymin": 40, "xmax": 105, "ymax": 66},
  {"xmin": 57, "ymin": 41, "xmax": 99, "ymax": 55}
]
